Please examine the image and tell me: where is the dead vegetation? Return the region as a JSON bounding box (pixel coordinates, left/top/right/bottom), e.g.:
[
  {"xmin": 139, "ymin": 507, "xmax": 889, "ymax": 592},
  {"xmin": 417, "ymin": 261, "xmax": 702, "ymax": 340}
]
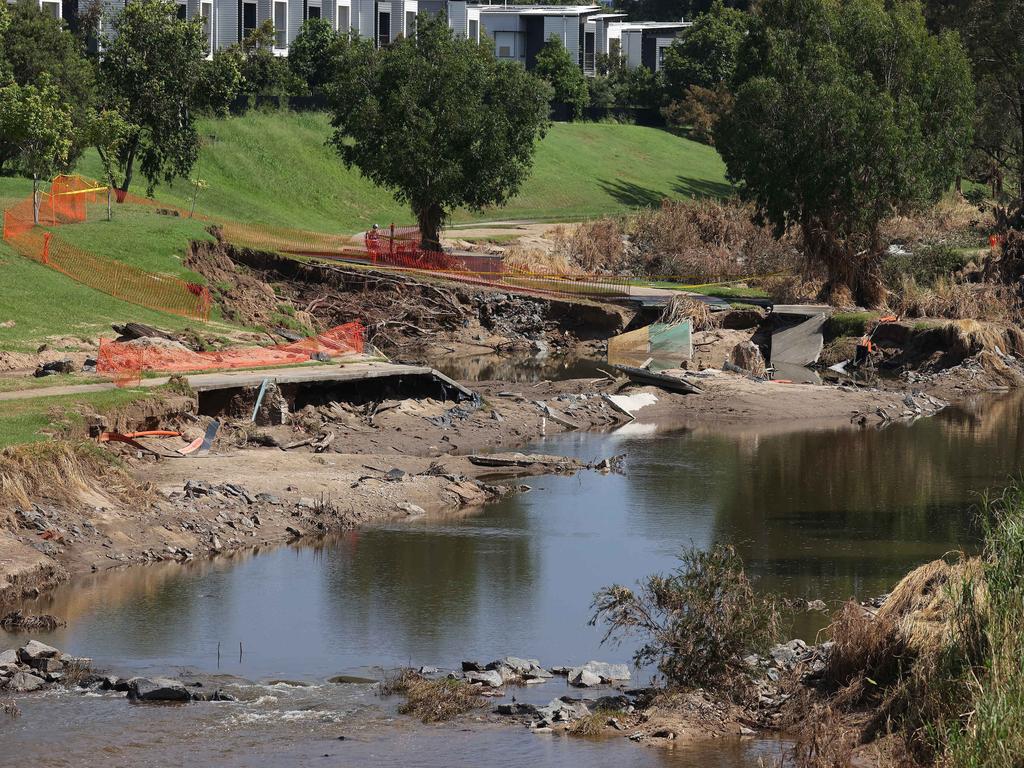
[
  {"xmin": 567, "ymin": 709, "xmax": 625, "ymax": 737},
  {"xmin": 380, "ymin": 669, "xmax": 487, "ymax": 723},
  {"xmin": 1, "ymin": 700, "xmax": 20, "ymax": 718},
  {"xmin": 658, "ymin": 294, "xmax": 717, "ymax": 331},
  {"xmin": 0, "ymin": 442, "xmax": 140, "ymax": 526},
  {"xmin": 0, "ymin": 610, "xmax": 65, "ymax": 631}
]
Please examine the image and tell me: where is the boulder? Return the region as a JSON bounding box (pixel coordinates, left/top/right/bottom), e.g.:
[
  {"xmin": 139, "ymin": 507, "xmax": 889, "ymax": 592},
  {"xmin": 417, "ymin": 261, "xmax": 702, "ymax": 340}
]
[
  {"xmin": 536, "ymin": 697, "xmax": 590, "ymax": 724},
  {"xmin": 127, "ymin": 677, "xmax": 192, "ymax": 702},
  {"xmin": 568, "ymin": 661, "xmax": 631, "ymax": 686},
  {"xmin": 568, "ymin": 668, "xmax": 602, "ymax": 687},
  {"xmin": 6, "ymin": 671, "xmax": 45, "ymax": 692},
  {"xmin": 28, "ymin": 657, "xmax": 63, "ymax": 674},
  {"xmin": 494, "ymin": 702, "xmax": 540, "ymax": 717},
  {"xmin": 0, "ymin": 649, "xmax": 18, "ymax": 666},
  {"xmin": 465, "ymin": 670, "xmax": 503, "ymax": 688},
  {"xmin": 729, "ymin": 341, "xmax": 767, "ymax": 376},
  {"xmin": 17, "ymin": 640, "xmax": 60, "ymax": 664}
]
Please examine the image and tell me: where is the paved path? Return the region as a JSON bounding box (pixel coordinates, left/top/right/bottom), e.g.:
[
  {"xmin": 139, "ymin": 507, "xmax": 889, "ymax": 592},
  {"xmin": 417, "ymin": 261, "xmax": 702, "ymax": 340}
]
[{"xmin": 0, "ymin": 362, "xmax": 472, "ymax": 403}]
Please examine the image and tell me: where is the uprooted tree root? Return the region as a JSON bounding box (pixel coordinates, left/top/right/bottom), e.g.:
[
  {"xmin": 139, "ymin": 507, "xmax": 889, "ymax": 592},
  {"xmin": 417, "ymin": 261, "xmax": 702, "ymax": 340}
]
[
  {"xmin": 380, "ymin": 669, "xmax": 487, "ymax": 723},
  {"xmin": 0, "ymin": 441, "xmax": 144, "ymax": 526}
]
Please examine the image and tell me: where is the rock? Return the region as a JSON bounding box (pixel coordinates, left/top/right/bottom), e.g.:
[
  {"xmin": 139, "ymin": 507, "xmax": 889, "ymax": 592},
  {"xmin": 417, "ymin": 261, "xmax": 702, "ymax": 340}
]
[
  {"xmin": 101, "ymin": 676, "xmax": 131, "ymax": 692},
  {"xmin": 18, "ymin": 640, "xmax": 60, "ymax": 664},
  {"xmin": 568, "ymin": 668, "xmax": 602, "ymax": 687},
  {"xmin": 397, "ymin": 502, "xmax": 426, "ymax": 516},
  {"xmin": 729, "ymin": 341, "xmax": 767, "ymax": 377},
  {"xmin": 536, "ymin": 697, "xmax": 590, "ymax": 723},
  {"xmin": 418, "ymin": 666, "xmax": 438, "ymax": 675},
  {"xmin": 127, "ymin": 677, "xmax": 192, "ymax": 702},
  {"xmin": 285, "ymin": 526, "xmax": 303, "ymax": 538},
  {"xmin": 568, "ymin": 660, "xmax": 631, "ymax": 685},
  {"xmin": 6, "ymin": 671, "xmax": 45, "ymax": 692},
  {"xmin": 296, "ymin": 497, "xmax": 316, "ymax": 509},
  {"xmin": 28, "ymin": 657, "xmax": 63, "ymax": 674},
  {"xmin": 466, "ymin": 670, "xmax": 503, "ymax": 688},
  {"xmin": 0, "ymin": 649, "xmax": 18, "ymax": 666},
  {"xmin": 494, "ymin": 702, "xmax": 539, "ymax": 717},
  {"xmin": 488, "ymin": 657, "xmax": 551, "ymax": 681},
  {"xmin": 594, "ymin": 694, "xmax": 631, "ymax": 711},
  {"xmin": 192, "ymin": 688, "xmax": 237, "ymax": 702},
  {"xmin": 461, "ymin": 661, "xmax": 483, "ymax": 672}
]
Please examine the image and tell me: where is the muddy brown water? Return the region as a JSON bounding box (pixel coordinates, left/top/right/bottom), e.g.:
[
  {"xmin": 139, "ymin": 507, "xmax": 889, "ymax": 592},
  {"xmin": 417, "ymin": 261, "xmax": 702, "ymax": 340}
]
[{"xmin": 4, "ymin": 392, "xmax": 1023, "ymax": 766}]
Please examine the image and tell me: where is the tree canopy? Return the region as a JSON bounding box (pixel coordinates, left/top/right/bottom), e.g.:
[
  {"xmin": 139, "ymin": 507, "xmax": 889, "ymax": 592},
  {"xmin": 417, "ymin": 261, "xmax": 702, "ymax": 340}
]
[
  {"xmin": 326, "ymin": 13, "xmax": 551, "ymax": 249},
  {"xmin": 97, "ymin": 0, "xmax": 204, "ymax": 195},
  {"xmin": 0, "ymin": 0, "xmax": 95, "ymax": 171},
  {"xmin": 534, "ymin": 35, "xmax": 589, "ymax": 119},
  {"xmin": 614, "ymin": 0, "xmax": 749, "ymax": 22},
  {"xmin": 289, "ymin": 17, "xmax": 337, "ymax": 92},
  {"xmin": 0, "ymin": 81, "xmax": 74, "ymax": 222},
  {"xmin": 662, "ymin": 0, "xmax": 747, "ymax": 95},
  {"xmin": 716, "ymin": 0, "xmax": 974, "ymax": 306}
]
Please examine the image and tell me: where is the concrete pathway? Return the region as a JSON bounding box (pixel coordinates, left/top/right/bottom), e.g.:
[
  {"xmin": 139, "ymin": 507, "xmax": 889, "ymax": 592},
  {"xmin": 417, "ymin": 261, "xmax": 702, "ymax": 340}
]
[{"xmin": 0, "ymin": 362, "xmax": 472, "ymax": 403}]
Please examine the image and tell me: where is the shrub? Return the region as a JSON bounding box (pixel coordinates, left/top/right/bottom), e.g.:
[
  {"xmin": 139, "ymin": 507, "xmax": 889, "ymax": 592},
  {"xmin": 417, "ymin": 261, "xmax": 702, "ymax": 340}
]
[
  {"xmin": 890, "ymin": 276, "xmax": 1018, "ymax": 323},
  {"xmin": 881, "ymin": 244, "xmax": 969, "ymax": 291},
  {"xmin": 380, "ymin": 669, "xmax": 486, "ymax": 723},
  {"xmin": 589, "ymin": 544, "xmax": 783, "ymax": 690}
]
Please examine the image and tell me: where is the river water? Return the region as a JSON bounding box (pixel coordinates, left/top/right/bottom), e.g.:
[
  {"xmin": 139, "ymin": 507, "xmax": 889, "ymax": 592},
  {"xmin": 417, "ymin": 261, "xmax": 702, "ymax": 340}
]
[{"xmin": 4, "ymin": 391, "xmax": 1023, "ymax": 767}]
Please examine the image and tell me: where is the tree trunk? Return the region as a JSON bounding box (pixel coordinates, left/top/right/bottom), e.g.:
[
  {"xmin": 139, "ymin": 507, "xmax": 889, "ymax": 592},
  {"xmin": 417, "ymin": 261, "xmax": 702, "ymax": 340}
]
[
  {"xmin": 32, "ymin": 176, "xmax": 40, "ymax": 226},
  {"xmin": 414, "ymin": 202, "xmax": 445, "ymax": 252},
  {"xmin": 806, "ymin": 223, "xmax": 885, "ymax": 309},
  {"xmin": 116, "ymin": 148, "xmax": 136, "ymax": 203}
]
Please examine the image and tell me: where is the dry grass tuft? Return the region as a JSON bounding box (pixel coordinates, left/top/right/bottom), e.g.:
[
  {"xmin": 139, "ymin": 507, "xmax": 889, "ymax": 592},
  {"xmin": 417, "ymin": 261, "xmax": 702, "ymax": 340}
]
[
  {"xmin": 567, "ymin": 710, "xmax": 624, "ymax": 737},
  {"xmin": 0, "ymin": 441, "xmax": 139, "ymax": 521},
  {"xmin": 380, "ymin": 669, "xmax": 487, "ymax": 723},
  {"xmin": 891, "ymin": 276, "xmax": 1019, "ymax": 323},
  {"xmin": 658, "ymin": 295, "xmax": 717, "ymax": 331},
  {"xmin": 0, "ymin": 610, "xmax": 65, "ymax": 631},
  {"xmin": 1, "ymin": 700, "xmax": 20, "ymax": 718}
]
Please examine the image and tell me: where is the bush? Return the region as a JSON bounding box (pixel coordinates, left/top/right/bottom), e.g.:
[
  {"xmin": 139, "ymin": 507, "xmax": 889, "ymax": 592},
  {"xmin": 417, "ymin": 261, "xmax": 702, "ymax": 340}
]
[
  {"xmin": 881, "ymin": 245, "xmax": 969, "ymax": 291},
  {"xmin": 589, "ymin": 544, "xmax": 783, "ymax": 690},
  {"xmin": 381, "ymin": 669, "xmax": 486, "ymax": 723}
]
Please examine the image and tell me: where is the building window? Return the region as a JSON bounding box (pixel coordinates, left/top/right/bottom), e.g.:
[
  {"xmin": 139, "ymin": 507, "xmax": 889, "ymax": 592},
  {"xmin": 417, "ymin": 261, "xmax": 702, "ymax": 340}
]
[
  {"xmin": 274, "ymin": 0, "xmax": 287, "ymax": 47},
  {"xmin": 468, "ymin": 18, "xmax": 478, "ymax": 42},
  {"xmin": 41, "ymin": 0, "xmax": 61, "ymax": 19},
  {"xmin": 243, "ymin": 1, "xmax": 257, "ymax": 37},
  {"xmin": 377, "ymin": 11, "xmax": 389, "ymax": 46},
  {"xmin": 336, "ymin": 3, "xmax": 350, "ymax": 33},
  {"xmin": 494, "ymin": 31, "xmax": 515, "ymax": 58},
  {"xmin": 307, "ymin": 4, "xmax": 321, "ymax": 19},
  {"xmin": 405, "ymin": 10, "xmax": 415, "ymax": 37},
  {"xmin": 176, "ymin": 2, "xmax": 187, "ymax": 19},
  {"xmin": 201, "ymin": 1, "xmax": 213, "ymax": 49}
]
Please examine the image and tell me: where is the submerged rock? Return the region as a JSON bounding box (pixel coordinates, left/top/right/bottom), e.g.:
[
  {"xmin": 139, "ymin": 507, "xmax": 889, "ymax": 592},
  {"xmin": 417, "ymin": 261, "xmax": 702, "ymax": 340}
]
[{"xmin": 127, "ymin": 677, "xmax": 192, "ymax": 702}]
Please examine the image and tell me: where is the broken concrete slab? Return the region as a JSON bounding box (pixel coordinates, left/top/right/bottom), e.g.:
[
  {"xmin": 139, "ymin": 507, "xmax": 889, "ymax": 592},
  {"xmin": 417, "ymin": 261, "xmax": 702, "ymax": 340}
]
[{"xmin": 771, "ymin": 313, "xmax": 829, "ymax": 367}]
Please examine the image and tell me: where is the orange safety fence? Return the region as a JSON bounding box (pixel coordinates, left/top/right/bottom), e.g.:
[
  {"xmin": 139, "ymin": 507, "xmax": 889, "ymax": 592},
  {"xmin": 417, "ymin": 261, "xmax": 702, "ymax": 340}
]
[
  {"xmin": 1, "ymin": 175, "xmax": 213, "ymax": 320},
  {"xmin": 97, "ymin": 322, "xmax": 365, "ymax": 387}
]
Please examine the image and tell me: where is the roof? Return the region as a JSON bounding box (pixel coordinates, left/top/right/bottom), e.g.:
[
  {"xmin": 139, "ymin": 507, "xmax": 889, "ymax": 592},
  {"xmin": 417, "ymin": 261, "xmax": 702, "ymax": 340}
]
[
  {"xmin": 609, "ymin": 20, "xmax": 693, "ymax": 31},
  {"xmin": 477, "ymin": 4, "xmax": 603, "ymax": 16}
]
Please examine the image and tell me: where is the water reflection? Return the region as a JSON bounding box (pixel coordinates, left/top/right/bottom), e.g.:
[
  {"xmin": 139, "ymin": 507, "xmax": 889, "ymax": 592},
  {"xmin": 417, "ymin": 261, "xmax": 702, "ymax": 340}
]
[
  {"xmin": 7, "ymin": 394, "xmax": 1024, "ymax": 681},
  {"xmin": 429, "ymin": 350, "xmax": 606, "ymax": 383}
]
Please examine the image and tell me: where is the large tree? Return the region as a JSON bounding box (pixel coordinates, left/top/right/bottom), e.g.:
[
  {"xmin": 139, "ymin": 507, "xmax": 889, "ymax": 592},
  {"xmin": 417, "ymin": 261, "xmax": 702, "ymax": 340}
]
[
  {"xmin": 534, "ymin": 35, "xmax": 589, "ymax": 119},
  {"xmin": 0, "ymin": 81, "xmax": 74, "ymax": 223},
  {"xmin": 662, "ymin": 0, "xmax": 747, "ymax": 95},
  {"xmin": 0, "ymin": 0, "xmax": 95, "ymax": 171},
  {"xmin": 961, "ymin": 0, "xmax": 1024, "ymax": 203},
  {"xmin": 288, "ymin": 17, "xmax": 337, "ymax": 93},
  {"xmin": 326, "ymin": 14, "xmax": 551, "ymax": 250},
  {"xmin": 97, "ymin": 0, "xmax": 203, "ymax": 196},
  {"xmin": 716, "ymin": 0, "xmax": 974, "ymax": 306}
]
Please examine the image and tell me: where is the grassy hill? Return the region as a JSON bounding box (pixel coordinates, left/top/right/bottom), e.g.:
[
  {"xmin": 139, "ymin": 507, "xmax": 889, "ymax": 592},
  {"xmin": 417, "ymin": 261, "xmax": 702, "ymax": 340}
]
[
  {"xmin": 1, "ymin": 112, "xmax": 731, "ymax": 234},
  {"xmin": 0, "ymin": 114, "xmax": 730, "ymax": 350}
]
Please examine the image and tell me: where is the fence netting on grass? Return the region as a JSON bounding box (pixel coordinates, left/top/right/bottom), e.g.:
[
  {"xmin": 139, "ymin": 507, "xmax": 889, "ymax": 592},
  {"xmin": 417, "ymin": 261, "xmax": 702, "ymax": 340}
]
[
  {"xmin": 1, "ymin": 175, "xmax": 213, "ymax": 320},
  {"xmin": 97, "ymin": 322, "xmax": 366, "ymax": 386}
]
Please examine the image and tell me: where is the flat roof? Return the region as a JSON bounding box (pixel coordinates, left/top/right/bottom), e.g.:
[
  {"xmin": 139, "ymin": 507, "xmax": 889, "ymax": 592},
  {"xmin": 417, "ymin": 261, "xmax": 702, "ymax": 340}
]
[
  {"xmin": 610, "ymin": 20, "xmax": 693, "ymax": 31},
  {"xmin": 477, "ymin": 4, "xmax": 602, "ymax": 15}
]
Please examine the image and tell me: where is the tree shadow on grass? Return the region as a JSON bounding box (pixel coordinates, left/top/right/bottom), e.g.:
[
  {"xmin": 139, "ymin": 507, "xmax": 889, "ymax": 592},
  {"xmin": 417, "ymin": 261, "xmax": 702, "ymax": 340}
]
[
  {"xmin": 672, "ymin": 175, "xmax": 735, "ymax": 200},
  {"xmin": 597, "ymin": 178, "xmax": 667, "ymax": 209}
]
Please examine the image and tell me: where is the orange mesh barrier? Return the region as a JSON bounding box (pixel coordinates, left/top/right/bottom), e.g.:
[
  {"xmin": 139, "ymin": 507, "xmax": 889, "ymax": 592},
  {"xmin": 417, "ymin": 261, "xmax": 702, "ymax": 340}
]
[
  {"xmin": 97, "ymin": 322, "xmax": 365, "ymax": 387},
  {"xmin": 2, "ymin": 175, "xmax": 213, "ymax": 321}
]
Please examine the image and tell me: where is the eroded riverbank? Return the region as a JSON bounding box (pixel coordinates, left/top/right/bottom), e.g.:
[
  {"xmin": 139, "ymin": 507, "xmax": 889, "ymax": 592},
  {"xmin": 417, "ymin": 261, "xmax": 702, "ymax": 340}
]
[{"xmin": 3, "ymin": 391, "xmax": 1021, "ymax": 765}]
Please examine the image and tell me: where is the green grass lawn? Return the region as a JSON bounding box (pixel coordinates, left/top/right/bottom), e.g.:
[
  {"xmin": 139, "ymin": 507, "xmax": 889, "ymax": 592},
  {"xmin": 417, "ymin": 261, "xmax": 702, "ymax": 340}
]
[
  {"xmin": 0, "ymin": 388, "xmax": 155, "ymax": 448},
  {"xmin": 0, "ymin": 240, "xmax": 232, "ymax": 352},
  {"xmin": 0, "ymin": 112, "xmax": 731, "ymax": 235}
]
